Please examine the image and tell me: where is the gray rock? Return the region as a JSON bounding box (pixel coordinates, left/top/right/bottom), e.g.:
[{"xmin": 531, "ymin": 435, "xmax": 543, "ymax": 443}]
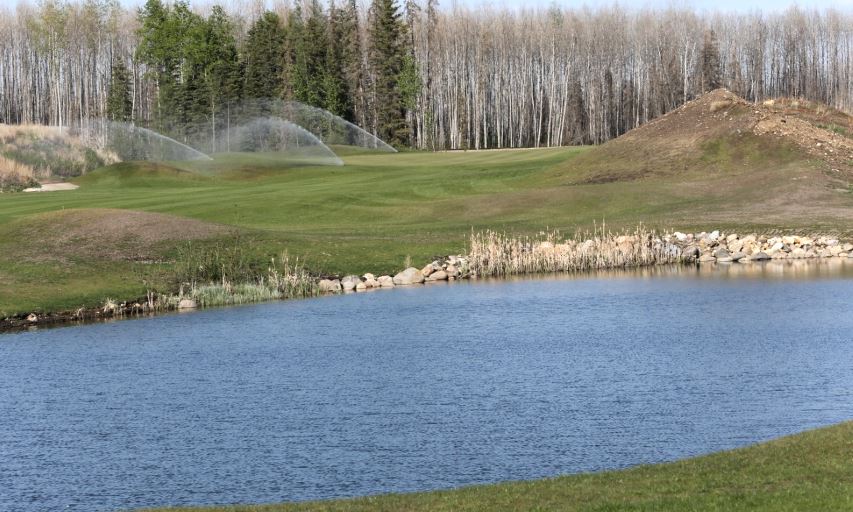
[
  {"xmin": 393, "ymin": 267, "xmax": 425, "ymax": 285},
  {"xmin": 713, "ymin": 248, "xmax": 731, "ymax": 259},
  {"xmin": 318, "ymin": 279, "xmax": 342, "ymax": 292},
  {"xmin": 341, "ymin": 275, "xmax": 361, "ymax": 291},
  {"xmin": 698, "ymin": 253, "xmax": 716, "ymax": 263},
  {"xmin": 178, "ymin": 298, "xmax": 197, "ymax": 309},
  {"xmin": 426, "ymin": 270, "xmax": 448, "ymax": 281},
  {"xmin": 752, "ymin": 252, "xmax": 771, "ymax": 261},
  {"xmin": 377, "ymin": 275, "xmax": 395, "ymax": 288},
  {"xmin": 731, "ymin": 251, "xmax": 747, "ymax": 262}
]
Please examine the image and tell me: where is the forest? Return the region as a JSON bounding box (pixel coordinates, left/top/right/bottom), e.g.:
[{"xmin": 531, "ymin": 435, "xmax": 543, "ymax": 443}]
[{"xmin": 0, "ymin": 0, "xmax": 851, "ymax": 150}]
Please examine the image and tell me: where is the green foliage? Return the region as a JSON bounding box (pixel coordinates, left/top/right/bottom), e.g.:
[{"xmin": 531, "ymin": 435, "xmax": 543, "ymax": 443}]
[
  {"xmin": 106, "ymin": 61, "xmax": 133, "ymax": 122},
  {"xmin": 243, "ymin": 12, "xmax": 286, "ymax": 100},
  {"xmin": 368, "ymin": 0, "xmax": 409, "ymax": 145}
]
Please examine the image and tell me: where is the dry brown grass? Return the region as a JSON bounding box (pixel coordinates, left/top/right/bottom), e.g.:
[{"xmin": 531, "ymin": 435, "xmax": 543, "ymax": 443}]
[
  {"xmin": 7, "ymin": 208, "xmax": 234, "ymax": 264},
  {"xmin": 468, "ymin": 227, "xmax": 683, "ymax": 277}
]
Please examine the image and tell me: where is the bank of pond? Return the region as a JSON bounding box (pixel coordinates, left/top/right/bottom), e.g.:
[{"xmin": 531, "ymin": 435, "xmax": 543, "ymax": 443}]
[{"xmin": 1, "ymin": 265, "xmax": 852, "ymax": 511}]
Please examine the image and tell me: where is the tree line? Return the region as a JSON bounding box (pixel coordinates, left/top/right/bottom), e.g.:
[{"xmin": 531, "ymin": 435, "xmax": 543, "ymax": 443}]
[{"xmin": 0, "ymin": 1, "xmax": 850, "ymax": 150}]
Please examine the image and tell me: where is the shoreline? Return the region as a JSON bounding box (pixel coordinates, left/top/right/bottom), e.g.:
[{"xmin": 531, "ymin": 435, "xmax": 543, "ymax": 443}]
[
  {"xmin": 139, "ymin": 421, "xmax": 853, "ymax": 511},
  {"xmin": 3, "ymin": 228, "xmax": 852, "ymax": 334},
  {"xmin": 3, "ymin": 229, "xmax": 853, "ymax": 334}
]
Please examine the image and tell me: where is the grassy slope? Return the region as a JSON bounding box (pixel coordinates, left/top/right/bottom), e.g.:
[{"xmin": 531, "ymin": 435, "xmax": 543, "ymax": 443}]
[
  {"xmin": 1, "ymin": 142, "xmax": 852, "ymax": 315},
  {"xmin": 143, "ymin": 421, "xmax": 853, "ymax": 512}
]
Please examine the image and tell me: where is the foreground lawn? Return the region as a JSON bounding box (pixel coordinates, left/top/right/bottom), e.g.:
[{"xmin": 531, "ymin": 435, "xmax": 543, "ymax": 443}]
[
  {"xmin": 2, "ymin": 146, "xmax": 853, "ymax": 315},
  {"xmin": 144, "ymin": 421, "xmax": 853, "ymax": 511}
]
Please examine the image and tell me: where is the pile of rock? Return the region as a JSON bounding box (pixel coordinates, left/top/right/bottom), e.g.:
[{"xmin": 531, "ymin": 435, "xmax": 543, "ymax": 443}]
[
  {"xmin": 317, "ymin": 255, "xmax": 470, "ymax": 293},
  {"xmin": 670, "ymin": 231, "xmax": 852, "ymax": 264}
]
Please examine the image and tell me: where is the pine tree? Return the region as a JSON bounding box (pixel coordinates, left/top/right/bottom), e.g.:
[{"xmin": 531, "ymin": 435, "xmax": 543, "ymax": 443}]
[
  {"xmin": 106, "ymin": 61, "xmax": 132, "ymax": 122},
  {"xmin": 243, "ymin": 11, "xmax": 286, "ymax": 101},
  {"xmin": 368, "ymin": 0, "xmax": 407, "ymax": 145}
]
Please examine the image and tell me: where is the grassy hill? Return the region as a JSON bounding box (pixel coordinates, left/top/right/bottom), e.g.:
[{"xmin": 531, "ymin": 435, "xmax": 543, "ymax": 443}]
[
  {"xmin": 1, "ymin": 91, "xmax": 853, "ymax": 317},
  {"xmin": 142, "ymin": 421, "xmax": 853, "ymax": 512}
]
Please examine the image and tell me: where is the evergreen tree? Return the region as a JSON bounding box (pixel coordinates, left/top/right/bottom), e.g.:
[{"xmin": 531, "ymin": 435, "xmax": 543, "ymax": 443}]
[
  {"xmin": 701, "ymin": 29, "xmax": 722, "ymax": 92},
  {"xmin": 106, "ymin": 60, "xmax": 132, "ymax": 122},
  {"xmin": 202, "ymin": 6, "xmax": 241, "ymax": 151},
  {"xmin": 324, "ymin": 1, "xmax": 351, "ymax": 118},
  {"xmin": 243, "ymin": 11, "xmax": 286, "ymax": 101},
  {"xmin": 368, "ymin": 0, "xmax": 407, "ymax": 145},
  {"xmin": 340, "ymin": 0, "xmax": 365, "ymax": 124},
  {"xmin": 288, "ymin": 0, "xmax": 328, "ymax": 107}
]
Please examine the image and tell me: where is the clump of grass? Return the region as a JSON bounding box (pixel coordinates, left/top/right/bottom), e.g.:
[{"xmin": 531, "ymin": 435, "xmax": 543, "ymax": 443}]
[
  {"xmin": 0, "ymin": 154, "xmax": 39, "ymax": 192},
  {"xmin": 169, "ymin": 241, "xmax": 318, "ymax": 308},
  {"xmin": 468, "ymin": 226, "xmax": 683, "ymax": 277},
  {"xmin": 0, "ymin": 123, "xmax": 114, "ymax": 180}
]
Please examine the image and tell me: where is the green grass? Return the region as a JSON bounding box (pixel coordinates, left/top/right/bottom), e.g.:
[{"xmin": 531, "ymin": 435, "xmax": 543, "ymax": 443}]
[
  {"xmin": 2, "ymin": 146, "xmax": 853, "ymax": 316},
  {"xmin": 141, "ymin": 421, "xmax": 853, "ymax": 512}
]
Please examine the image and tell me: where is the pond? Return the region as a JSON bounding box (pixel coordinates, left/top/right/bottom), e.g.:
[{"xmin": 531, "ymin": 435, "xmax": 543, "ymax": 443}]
[{"xmin": 2, "ymin": 261, "xmax": 853, "ymax": 511}]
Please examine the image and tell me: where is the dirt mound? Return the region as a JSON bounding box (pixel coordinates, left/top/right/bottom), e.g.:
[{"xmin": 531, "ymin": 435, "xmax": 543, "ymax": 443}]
[
  {"xmin": 567, "ymin": 89, "xmax": 853, "ymax": 184},
  {"xmin": 10, "ymin": 208, "xmax": 234, "ymax": 263}
]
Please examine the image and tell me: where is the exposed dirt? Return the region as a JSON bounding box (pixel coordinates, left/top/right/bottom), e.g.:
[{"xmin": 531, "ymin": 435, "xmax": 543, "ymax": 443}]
[
  {"xmin": 9, "ymin": 208, "xmax": 234, "ymax": 263},
  {"xmin": 568, "ymin": 89, "xmax": 853, "ymax": 184}
]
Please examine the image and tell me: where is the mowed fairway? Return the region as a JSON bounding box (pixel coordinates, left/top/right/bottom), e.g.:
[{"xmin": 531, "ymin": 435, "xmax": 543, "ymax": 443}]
[{"xmin": 2, "ymin": 146, "xmax": 853, "ymax": 315}]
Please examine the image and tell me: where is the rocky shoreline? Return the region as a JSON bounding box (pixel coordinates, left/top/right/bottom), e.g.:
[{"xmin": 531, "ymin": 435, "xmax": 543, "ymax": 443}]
[{"xmin": 2, "ymin": 230, "xmax": 851, "ymax": 333}]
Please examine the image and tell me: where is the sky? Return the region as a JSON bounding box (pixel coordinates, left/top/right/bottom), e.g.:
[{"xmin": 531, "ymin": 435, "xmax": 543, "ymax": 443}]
[{"xmin": 0, "ymin": 0, "xmax": 851, "ymax": 11}]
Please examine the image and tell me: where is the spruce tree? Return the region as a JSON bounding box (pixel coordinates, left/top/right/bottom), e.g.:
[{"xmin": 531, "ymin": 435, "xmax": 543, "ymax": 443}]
[
  {"xmin": 324, "ymin": 2, "xmax": 351, "ymax": 118},
  {"xmin": 106, "ymin": 61, "xmax": 132, "ymax": 122},
  {"xmin": 368, "ymin": 0, "xmax": 407, "ymax": 145},
  {"xmin": 243, "ymin": 11, "xmax": 286, "ymax": 101},
  {"xmin": 340, "ymin": 0, "xmax": 365, "ymax": 124},
  {"xmin": 701, "ymin": 29, "xmax": 722, "ymax": 92}
]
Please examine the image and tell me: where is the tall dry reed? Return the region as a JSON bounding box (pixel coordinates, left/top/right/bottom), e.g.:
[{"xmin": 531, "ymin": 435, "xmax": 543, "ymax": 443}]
[{"xmin": 468, "ymin": 227, "xmax": 684, "ymax": 277}]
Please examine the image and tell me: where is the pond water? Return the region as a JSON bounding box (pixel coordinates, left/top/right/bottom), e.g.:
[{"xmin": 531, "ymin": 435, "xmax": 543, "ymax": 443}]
[{"xmin": 2, "ymin": 261, "xmax": 853, "ymax": 511}]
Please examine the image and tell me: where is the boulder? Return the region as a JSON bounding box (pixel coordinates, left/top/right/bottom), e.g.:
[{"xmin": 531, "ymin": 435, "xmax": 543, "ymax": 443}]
[
  {"xmin": 698, "ymin": 253, "xmax": 716, "ymax": 263},
  {"xmin": 426, "ymin": 270, "xmax": 448, "ymax": 281},
  {"xmin": 421, "ymin": 263, "xmax": 435, "ymax": 277},
  {"xmin": 341, "ymin": 275, "xmax": 362, "ymax": 291},
  {"xmin": 731, "ymin": 251, "xmax": 747, "ymax": 262},
  {"xmin": 445, "ymin": 264, "xmax": 459, "ymax": 277},
  {"xmin": 178, "ymin": 298, "xmax": 197, "ymax": 309},
  {"xmin": 752, "ymin": 252, "xmax": 771, "ymax": 261},
  {"xmin": 377, "ymin": 275, "xmax": 395, "ymax": 288},
  {"xmin": 364, "ymin": 278, "xmax": 378, "ymax": 288},
  {"xmin": 393, "ymin": 267, "xmax": 425, "ymax": 285},
  {"xmin": 843, "ymin": 243, "xmax": 853, "ymax": 252},
  {"xmin": 355, "ymin": 281, "xmax": 367, "ymax": 291},
  {"xmin": 790, "ymin": 248, "xmax": 807, "ymax": 259},
  {"xmin": 26, "ymin": 313, "xmax": 38, "ymax": 323},
  {"xmin": 673, "ymin": 231, "xmax": 688, "ymax": 242},
  {"xmin": 713, "ymin": 248, "xmax": 731, "ymax": 259},
  {"xmin": 318, "ymin": 279, "xmax": 342, "ymax": 292},
  {"xmin": 363, "ymin": 273, "xmax": 376, "ymax": 281}
]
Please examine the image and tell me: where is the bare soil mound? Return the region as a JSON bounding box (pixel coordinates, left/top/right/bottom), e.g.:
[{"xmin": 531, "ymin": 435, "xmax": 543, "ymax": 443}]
[
  {"xmin": 10, "ymin": 208, "xmax": 234, "ymax": 263},
  {"xmin": 567, "ymin": 89, "xmax": 853, "ymax": 184}
]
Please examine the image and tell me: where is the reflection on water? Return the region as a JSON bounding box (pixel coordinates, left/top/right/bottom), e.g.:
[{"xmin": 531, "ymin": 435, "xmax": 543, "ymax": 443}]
[
  {"xmin": 1, "ymin": 263, "xmax": 852, "ymax": 511},
  {"xmin": 481, "ymin": 258, "xmax": 853, "ymax": 283}
]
